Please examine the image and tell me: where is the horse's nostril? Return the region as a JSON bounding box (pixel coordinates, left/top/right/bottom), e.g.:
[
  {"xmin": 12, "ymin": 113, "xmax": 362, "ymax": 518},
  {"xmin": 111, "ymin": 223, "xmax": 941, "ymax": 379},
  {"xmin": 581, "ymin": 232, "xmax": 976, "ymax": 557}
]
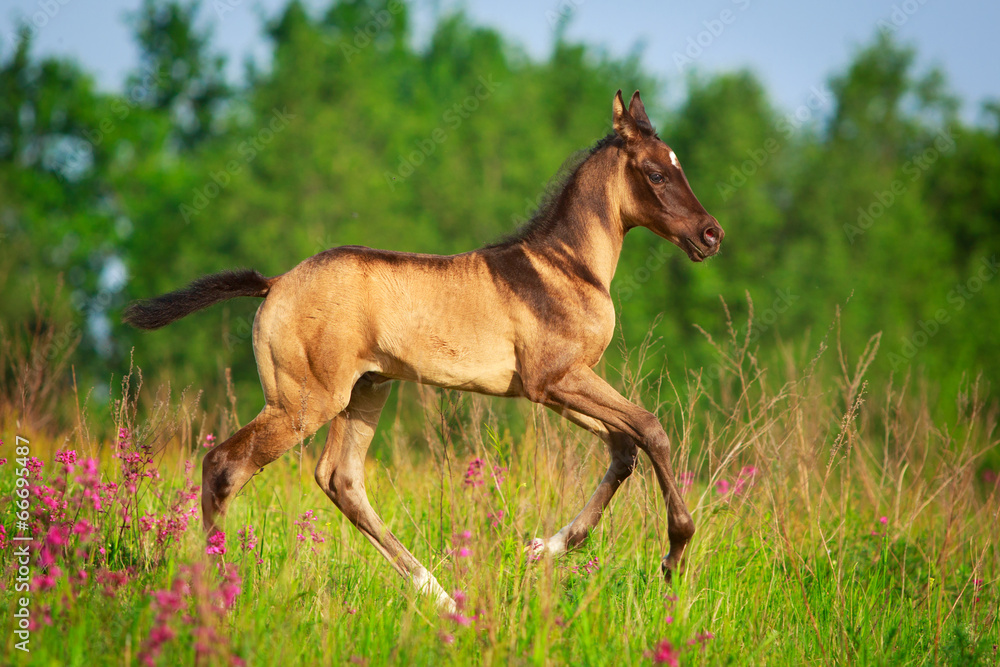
[{"xmin": 703, "ymin": 226, "xmax": 720, "ymax": 247}]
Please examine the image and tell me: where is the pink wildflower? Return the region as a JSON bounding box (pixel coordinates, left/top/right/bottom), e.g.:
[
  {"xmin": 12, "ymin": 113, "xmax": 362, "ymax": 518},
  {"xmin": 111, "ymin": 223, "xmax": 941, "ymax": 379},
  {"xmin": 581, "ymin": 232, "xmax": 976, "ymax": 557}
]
[
  {"xmin": 237, "ymin": 525, "xmax": 258, "ymax": 551},
  {"xmin": 218, "ymin": 569, "xmax": 242, "ymax": 609},
  {"xmin": 463, "ymin": 458, "xmax": 484, "ymax": 488},
  {"xmin": 45, "ymin": 525, "xmax": 70, "ymax": 549},
  {"xmin": 448, "ymin": 612, "xmax": 475, "ymax": 626},
  {"xmin": 688, "ymin": 631, "xmax": 716, "ymax": 647},
  {"xmin": 569, "ymin": 557, "xmax": 600, "ymax": 576},
  {"xmin": 651, "ymin": 639, "xmax": 679, "ymax": 666},
  {"xmin": 76, "ymin": 458, "xmax": 99, "ymax": 484},
  {"xmin": 879, "ymin": 516, "xmax": 888, "ymax": 526},
  {"xmin": 72, "ymin": 519, "xmax": 95, "ymax": 540},
  {"xmin": 141, "ymin": 624, "xmax": 176, "ymax": 666},
  {"xmin": 206, "ymin": 531, "xmax": 227, "ymax": 556},
  {"xmin": 33, "ymin": 567, "xmax": 61, "ymax": 592},
  {"xmin": 715, "ymin": 479, "xmax": 730, "ymax": 495},
  {"xmin": 293, "ymin": 510, "xmax": 325, "ymax": 545},
  {"xmin": 733, "ymin": 466, "xmax": 759, "ymax": 495},
  {"xmin": 203, "ymin": 433, "xmax": 216, "ymax": 448},
  {"xmin": 487, "ymin": 510, "xmax": 505, "ymax": 527},
  {"xmin": 444, "ymin": 591, "xmax": 475, "ymax": 626},
  {"xmin": 55, "ymin": 450, "xmax": 78, "ymax": 468},
  {"xmin": 492, "ymin": 465, "xmax": 507, "ymax": 485},
  {"xmin": 152, "ymin": 588, "xmax": 186, "ymax": 616},
  {"xmin": 27, "ymin": 457, "xmax": 44, "ymax": 477}
]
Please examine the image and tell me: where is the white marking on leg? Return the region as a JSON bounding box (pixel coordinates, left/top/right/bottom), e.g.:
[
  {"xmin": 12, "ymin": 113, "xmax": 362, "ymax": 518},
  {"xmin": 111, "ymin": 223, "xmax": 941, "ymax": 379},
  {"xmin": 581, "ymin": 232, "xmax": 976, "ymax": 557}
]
[
  {"xmin": 525, "ymin": 523, "xmax": 572, "ymax": 558},
  {"xmin": 545, "ymin": 524, "xmax": 571, "ymax": 555},
  {"xmin": 412, "ymin": 567, "xmax": 456, "ymax": 613}
]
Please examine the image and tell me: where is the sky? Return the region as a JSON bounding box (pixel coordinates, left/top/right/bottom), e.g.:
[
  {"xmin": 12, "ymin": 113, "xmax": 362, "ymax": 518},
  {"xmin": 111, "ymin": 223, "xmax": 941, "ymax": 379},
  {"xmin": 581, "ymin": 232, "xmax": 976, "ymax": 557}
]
[{"xmin": 1, "ymin": 0, "xmax": 998, "ymax": 123}]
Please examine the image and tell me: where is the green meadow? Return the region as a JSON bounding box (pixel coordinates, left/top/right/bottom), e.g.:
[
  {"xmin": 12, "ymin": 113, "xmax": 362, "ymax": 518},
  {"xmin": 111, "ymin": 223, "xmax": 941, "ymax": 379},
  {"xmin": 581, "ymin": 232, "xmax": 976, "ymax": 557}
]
[{"xmin": 2, "ymin": 314, "xmax": 997, "ymax": 665}]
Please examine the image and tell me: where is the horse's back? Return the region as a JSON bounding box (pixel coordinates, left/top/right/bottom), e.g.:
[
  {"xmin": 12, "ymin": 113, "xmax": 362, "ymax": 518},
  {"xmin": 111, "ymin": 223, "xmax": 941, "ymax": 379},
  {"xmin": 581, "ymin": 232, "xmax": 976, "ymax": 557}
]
[{"xmin": 254, "ymin": 245, "xmax": 523, "ymax": 398}]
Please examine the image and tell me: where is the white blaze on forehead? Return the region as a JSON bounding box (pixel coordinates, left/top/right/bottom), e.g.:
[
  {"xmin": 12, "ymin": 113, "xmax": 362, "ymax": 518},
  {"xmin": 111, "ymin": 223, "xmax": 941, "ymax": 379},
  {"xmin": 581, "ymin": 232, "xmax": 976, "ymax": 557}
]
[{"xmin": 669, "ymin": 150, "xmax": 680, "ymax": 169}]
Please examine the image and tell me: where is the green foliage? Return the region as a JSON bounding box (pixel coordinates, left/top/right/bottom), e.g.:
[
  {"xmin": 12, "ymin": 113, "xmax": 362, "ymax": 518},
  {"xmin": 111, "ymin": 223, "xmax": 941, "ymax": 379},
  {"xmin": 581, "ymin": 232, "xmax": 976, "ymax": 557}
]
[{"xmin": 0, "ymin": 2, "xmax": 998, "ymax": 412}]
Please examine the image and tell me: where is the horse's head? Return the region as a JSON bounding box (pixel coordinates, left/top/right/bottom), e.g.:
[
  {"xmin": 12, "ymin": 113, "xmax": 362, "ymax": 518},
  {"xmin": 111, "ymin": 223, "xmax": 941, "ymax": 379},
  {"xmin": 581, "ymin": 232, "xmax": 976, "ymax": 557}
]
[{"xmin": 612, "ymin": 90, "xmax": 724, "ymax": 262}]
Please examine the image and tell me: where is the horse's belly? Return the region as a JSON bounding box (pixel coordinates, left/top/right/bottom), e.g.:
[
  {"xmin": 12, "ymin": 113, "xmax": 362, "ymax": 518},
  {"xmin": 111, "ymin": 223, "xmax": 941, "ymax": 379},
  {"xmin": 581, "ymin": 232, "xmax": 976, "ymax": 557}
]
[
  {"xmin": 382, "ymin": 352, "xmax": 521, "ymax": 396},
  {"xmin": 373, "ymin": 327, "xmax": 521, "ymax": 396}
]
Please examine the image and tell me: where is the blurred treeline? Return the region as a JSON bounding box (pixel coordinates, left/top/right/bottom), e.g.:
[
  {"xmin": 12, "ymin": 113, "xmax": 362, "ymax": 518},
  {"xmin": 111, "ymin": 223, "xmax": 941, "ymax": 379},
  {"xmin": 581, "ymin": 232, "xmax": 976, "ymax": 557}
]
[{"xmin": 1, "ymin": 0, "xmax": 998, "ymax": 417}]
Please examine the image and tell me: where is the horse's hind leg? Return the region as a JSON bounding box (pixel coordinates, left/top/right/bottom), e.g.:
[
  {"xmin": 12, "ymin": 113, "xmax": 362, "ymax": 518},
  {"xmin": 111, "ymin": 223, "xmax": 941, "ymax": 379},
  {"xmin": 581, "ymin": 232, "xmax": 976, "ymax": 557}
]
[
  {"xmin": 314, "ymin": 377, "xmax": 455, "ymax": 612},
  {"xmin": 202, "ymin": 405, "xmax": 326, "ymax": 535},
  {"xmin": 529, "ymin": 408, "xmax": 638, "ymax": 556}
]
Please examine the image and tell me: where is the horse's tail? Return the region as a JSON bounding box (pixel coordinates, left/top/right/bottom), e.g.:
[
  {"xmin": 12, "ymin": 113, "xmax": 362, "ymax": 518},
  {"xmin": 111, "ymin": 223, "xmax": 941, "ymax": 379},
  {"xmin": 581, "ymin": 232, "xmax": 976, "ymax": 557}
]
[{"xmin": 123, "ymin": 269, "xmax": 274, "ymax": 330}]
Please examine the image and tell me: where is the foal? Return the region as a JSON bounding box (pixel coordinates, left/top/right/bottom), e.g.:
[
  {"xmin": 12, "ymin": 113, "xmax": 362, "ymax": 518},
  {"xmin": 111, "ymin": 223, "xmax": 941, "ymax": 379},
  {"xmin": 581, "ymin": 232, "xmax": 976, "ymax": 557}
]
[{"xmin": 124, "ymin": 90, "xmax": 724, "ymax": 610}]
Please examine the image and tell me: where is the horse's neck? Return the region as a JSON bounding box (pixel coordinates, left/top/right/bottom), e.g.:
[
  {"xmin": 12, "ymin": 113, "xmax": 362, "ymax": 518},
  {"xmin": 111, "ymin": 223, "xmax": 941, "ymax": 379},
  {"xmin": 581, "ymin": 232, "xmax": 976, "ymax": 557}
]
[{"xmin": 526, "ymin": 162, "xmax": 625, "ymax": 291}]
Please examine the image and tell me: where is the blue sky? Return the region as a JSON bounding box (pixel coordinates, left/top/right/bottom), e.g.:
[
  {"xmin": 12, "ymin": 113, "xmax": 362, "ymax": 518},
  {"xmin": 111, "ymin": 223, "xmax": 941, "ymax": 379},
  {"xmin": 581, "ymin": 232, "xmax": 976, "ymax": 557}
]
[{"xmin": 2, "ymin": 0, "xmax": 997, "ymax": 122}]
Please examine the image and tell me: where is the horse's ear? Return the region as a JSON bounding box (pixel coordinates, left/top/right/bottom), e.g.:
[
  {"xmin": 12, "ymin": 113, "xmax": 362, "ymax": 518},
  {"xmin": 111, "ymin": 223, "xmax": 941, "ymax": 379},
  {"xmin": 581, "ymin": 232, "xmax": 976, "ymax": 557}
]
[
  {"xmin": 628, "ymin": 90, "xmax": 653, "ymax": 132},
  {"xmin": 612, "ymin": 89, "xmax": 640, "ymax": 144}
]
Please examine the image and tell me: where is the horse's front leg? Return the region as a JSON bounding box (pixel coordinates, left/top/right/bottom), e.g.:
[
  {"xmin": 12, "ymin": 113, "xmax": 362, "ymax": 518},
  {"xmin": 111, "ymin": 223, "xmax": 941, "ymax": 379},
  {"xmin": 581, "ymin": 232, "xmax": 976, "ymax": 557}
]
[
  {"xmin": 531, "ymin": 366, "xmax": 695, "ymax": 582},
  {"xmin": 527, "ymin": 410, "xmax": 638, "ymax": 556}
]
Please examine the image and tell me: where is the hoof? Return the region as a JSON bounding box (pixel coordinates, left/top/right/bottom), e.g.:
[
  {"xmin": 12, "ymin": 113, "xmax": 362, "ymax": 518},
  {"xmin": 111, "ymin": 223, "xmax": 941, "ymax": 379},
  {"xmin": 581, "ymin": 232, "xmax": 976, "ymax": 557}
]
[
  {"xmin": 661, "ymin": 557, "xmax": 675, "ymax": 585},
  {"xmin": 525, "ymin": 538, "xmax": 546, "ymax": 560}
]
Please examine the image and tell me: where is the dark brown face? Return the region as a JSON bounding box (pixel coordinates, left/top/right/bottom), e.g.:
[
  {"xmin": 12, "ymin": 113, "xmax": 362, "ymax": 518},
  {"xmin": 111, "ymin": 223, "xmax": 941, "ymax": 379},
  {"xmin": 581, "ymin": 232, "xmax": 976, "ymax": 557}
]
[{"xmin": 612, "ymin": 90, "xmax": 725, "ymax": 263}]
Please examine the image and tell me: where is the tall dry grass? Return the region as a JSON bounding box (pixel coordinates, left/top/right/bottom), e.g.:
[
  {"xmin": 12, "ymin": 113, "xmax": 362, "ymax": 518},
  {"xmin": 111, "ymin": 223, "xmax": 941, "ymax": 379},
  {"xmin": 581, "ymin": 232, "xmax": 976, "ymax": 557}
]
[{"xmin": 0, "ymin": 298, "xmax": 997, "ymax": 665}]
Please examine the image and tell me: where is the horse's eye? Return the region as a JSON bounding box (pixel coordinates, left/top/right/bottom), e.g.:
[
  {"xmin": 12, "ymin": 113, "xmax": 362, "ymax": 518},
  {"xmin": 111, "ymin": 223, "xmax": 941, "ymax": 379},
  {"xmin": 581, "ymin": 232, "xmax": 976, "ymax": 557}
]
[{"xmin": 649, "ymin": 172, "xmax": 664, "ymax": 184}]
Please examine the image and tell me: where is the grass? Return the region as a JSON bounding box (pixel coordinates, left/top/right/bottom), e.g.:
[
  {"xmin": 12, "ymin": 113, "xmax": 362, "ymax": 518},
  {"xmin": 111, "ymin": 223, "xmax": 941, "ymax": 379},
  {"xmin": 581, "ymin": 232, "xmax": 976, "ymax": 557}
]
[{"xmin": 1, "ymin": 306, "xmax": 998, "ymax": 666}]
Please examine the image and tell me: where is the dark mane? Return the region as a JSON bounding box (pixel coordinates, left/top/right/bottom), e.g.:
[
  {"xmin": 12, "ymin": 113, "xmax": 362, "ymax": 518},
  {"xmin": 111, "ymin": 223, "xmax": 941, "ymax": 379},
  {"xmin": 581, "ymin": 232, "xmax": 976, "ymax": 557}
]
[{"xmin": 484, "ymin": 132, "xmax": 623, "ymax": 249}]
